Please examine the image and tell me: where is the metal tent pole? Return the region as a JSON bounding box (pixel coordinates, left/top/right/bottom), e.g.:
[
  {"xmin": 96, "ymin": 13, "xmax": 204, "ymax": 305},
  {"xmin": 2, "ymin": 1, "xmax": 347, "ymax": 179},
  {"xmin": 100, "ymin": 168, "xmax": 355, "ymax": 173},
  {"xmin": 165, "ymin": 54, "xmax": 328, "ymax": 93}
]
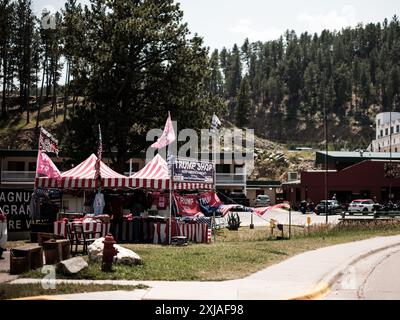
[{"xmin": 169, "ymin": 154, "xmax": 173, "ymax": 245}]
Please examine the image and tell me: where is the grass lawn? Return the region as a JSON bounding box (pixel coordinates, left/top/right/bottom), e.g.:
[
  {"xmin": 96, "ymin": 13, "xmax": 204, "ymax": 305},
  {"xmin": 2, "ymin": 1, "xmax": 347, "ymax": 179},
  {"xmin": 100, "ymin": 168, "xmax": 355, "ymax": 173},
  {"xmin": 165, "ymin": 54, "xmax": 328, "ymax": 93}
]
[
  {"xmin": 20, "ymin": 220, "xmax": 400, "ymax": 282},
  {"xmin": 0, "ymin": 283, "xmax": 148, "ymax": 300}
]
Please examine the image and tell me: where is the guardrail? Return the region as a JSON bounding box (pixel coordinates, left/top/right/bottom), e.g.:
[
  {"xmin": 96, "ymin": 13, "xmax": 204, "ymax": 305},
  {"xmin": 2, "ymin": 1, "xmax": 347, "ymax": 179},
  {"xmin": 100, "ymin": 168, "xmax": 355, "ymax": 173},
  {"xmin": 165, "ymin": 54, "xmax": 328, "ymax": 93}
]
[
  {"xmin": 216, "ymin": 173, "xmax": 246, "ymax": 185},
  {"xmin": 1, "ymin": 171, "xmax": 36, "ymax": 182},
  {"xmin": 341, "ymin": 211, "xmax": 400, "ymax": 219}
]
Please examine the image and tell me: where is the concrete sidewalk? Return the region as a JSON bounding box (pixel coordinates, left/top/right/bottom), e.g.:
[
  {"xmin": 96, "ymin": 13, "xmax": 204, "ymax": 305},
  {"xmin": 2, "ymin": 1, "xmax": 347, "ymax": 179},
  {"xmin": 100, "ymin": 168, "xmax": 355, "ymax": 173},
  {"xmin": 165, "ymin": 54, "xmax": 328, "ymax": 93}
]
[{"xmin": 9, "ymin": 234, "xmax": 400, "ymax": 300}]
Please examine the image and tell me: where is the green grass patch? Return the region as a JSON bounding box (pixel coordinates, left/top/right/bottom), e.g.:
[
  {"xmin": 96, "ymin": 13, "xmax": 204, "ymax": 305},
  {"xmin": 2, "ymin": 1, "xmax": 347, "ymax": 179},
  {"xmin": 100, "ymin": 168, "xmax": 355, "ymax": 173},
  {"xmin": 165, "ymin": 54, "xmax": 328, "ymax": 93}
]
[
  {"xmin": 19, "ymin": 220, "xmax": 400, "ymax": 282},
  {"xmin": 0, "ymin": 283, "xmax": 148, "ymax": 300}
]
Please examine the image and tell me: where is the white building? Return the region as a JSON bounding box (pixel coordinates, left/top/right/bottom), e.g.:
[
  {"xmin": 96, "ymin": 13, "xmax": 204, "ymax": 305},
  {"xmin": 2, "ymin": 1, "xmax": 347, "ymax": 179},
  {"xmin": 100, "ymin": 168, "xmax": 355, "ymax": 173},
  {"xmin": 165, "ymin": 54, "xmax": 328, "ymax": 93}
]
[{"xmin": 371, "ymin": 112, "xmax": 400, "ymax": 152}]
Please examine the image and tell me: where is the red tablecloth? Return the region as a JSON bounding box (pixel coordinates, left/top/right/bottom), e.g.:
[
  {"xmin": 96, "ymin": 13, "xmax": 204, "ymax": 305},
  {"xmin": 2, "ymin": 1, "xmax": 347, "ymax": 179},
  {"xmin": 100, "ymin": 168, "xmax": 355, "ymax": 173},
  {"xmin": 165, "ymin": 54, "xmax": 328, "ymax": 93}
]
[
  {"xmin": 54, "ymin": 221, "xmax": 110, "ymax": 239},
  {"xmin": 153, "ymin": 221, "xmax": 211, "ymax": 244}
]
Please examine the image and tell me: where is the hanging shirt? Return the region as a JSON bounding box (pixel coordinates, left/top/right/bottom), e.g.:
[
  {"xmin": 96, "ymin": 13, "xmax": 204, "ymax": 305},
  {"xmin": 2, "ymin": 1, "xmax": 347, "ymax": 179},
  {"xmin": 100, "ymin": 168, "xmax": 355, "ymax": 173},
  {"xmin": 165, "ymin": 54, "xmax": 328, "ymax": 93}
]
[{"xmin": 93, "ymin": 192, "xmax": 105, "ymax": 215}]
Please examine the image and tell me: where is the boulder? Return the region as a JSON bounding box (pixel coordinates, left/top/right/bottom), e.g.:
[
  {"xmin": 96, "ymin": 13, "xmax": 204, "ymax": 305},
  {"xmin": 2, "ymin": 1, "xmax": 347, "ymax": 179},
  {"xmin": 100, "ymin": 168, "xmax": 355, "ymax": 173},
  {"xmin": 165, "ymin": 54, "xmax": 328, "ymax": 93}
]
[
  {"xmin": 57, "ymin": 257, "xmax": 88, "ymax": 275},
  {"xmin": 88, "ymin": 238, "xmax": 142, "ymax": 266}
]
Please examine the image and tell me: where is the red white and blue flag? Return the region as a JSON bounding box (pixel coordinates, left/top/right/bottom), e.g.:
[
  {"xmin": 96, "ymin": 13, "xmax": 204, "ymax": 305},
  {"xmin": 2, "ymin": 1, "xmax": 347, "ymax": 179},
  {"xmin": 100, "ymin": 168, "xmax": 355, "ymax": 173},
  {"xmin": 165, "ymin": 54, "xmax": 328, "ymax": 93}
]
[{"xmin": 39, "ymin": 127, "xmax": 59, "ymax": 156}]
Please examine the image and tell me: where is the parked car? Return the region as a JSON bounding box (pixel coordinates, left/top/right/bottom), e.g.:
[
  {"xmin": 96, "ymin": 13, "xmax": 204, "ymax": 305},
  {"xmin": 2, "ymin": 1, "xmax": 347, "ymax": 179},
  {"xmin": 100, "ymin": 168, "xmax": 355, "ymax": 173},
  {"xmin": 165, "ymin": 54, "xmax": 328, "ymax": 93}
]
[
  {"xmin": 315, "ymin": 200, "xmax": 342, "ymax": 215},
  {"xmin": 255, "ymin": 195, "xmax": 271, "ymax": 207},
  {"xmin": 348, "ymin": 199, "xmax": 376, "ymax": 214}
]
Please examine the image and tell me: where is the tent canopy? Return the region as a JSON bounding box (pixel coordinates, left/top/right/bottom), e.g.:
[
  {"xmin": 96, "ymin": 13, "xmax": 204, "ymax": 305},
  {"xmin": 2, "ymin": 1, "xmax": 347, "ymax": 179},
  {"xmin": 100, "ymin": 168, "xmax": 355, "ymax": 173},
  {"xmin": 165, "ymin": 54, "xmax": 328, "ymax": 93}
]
[
  {"xmin": 36, "ymin": 153, "xmax": 215, "ymax": 191},
  {"xmin": 36, "ymin": 154, "xmax": 127, "ymax": 189},
  {"xmin": 127, "ymin": 154, "xmax": 214, "ymax": 190},
  {"xmin": 127, "ymin": 154, "xmax": 170, "ymax": 189}
]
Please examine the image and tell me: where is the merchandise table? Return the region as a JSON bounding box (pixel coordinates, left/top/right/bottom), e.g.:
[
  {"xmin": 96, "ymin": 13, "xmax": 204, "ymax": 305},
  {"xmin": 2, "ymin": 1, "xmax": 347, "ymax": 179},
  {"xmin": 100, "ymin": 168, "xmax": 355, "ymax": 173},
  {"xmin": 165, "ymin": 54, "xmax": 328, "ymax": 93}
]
[
  {"xmin": 54, "ymin": 220, "xmax": 110, "ymax": 239},
  {"xmin": 153, "ymin": 221, "xmax": 211, "ymax": 244},
  {"xmin": 111, "ymin": 217, "xmax": 211, "ymax": 244}
]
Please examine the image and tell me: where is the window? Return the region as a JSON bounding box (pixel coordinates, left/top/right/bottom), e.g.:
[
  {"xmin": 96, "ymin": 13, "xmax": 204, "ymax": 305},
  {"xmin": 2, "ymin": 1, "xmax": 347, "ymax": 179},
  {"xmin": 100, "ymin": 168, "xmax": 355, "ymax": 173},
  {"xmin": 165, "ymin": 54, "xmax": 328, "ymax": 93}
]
[
  {"xmin": 386, "ymin": 128, "xmax": 389, "ymax": 135},
  {"xmin": 216, "ymin": 164, "xmax": 230, "ymax": 174},
  {"xmin": 28, "ymin": 162, "xmax": 36, "ymax": 171},
  {"xmin": 380, "ymin": 130, "xmax": 384, "ymax": 137},
  {"xmin": 391, "ymin": 127, "xmax": 394, "ymax": 134},
  {"xmin": 131, "ymin": 163, "xmax": 139, "ymax": 172},
  {"xmin": 7, "ymin": 161, "xmax": 25, "ymax": 171},
  {"xmin": 397, "ymin": 125, "xmax": 400, "ymax": 133},
  {"xmin": 124, "ymin": 162, "xmax": 140, "ymax": 173}
]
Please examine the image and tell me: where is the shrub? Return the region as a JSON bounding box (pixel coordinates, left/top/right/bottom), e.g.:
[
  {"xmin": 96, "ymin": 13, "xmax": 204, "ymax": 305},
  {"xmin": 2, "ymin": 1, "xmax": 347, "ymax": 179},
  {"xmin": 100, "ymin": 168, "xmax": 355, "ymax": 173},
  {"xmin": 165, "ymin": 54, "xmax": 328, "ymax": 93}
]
[{"xmin": 227, "ymin": 212, "xmax": 241, "ymax": 231}]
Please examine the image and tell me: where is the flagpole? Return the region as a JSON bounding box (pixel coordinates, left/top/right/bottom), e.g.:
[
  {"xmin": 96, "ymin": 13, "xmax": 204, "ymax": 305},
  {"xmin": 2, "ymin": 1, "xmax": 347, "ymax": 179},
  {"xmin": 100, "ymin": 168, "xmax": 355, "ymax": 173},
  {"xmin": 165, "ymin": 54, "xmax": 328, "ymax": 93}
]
[
  {"xmin": 151, "ymin": 111, "xmax": 176, "ymax": 245},
  {"xmin": 213, "ymin": 116, "xmax": 217, "ymax": 243},
  {"xmin": 169, "ymin": 154, "xmax": 173, "ymax": 245}
]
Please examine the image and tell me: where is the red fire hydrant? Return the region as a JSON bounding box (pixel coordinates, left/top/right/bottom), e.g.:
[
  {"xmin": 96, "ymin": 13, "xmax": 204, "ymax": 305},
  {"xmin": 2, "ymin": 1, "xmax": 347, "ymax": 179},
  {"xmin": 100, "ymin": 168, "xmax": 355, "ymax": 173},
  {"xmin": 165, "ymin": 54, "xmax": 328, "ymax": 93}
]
[{"xmin": 102, "ymin": 234, "xmax": 118, "ymax": 272}]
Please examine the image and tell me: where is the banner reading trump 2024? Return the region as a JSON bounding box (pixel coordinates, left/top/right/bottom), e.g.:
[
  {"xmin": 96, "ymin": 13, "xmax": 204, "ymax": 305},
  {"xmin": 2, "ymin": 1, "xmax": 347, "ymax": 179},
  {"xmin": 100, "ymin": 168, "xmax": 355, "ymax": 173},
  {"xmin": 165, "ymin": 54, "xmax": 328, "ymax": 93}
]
[
  {"xmin": 173, "ymin": 158, "xmax": 214, "ymax": 183},
  {"xmin": 0, "ymin": 189, "xmax": 32, "ymax": 232}
]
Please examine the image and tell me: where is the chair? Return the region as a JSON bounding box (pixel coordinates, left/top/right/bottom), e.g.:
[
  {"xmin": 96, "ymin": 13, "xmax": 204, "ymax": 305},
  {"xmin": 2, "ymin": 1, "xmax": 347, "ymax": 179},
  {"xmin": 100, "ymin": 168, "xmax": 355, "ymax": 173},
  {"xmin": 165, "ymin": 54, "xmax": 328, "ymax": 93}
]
[
  {"xmin": 66, "ymin": 223, "xmax": 75, "ymax": 253},
  {"xmin": 72, "ymin": 223, "xmax": 101, "ymax": 255}
]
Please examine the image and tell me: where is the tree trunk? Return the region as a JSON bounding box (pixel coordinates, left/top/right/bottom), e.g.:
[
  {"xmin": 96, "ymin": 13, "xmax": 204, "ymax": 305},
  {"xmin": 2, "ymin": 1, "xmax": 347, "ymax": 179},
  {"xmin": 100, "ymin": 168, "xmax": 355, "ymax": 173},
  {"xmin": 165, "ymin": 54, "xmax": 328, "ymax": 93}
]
[
  {"xmin": 46, "ymin": 56, "xmax": 51, "ymax": 100},
  {"xmin": 26, "ymin": 39, "xmax": 32, "ymax": 124},
  {"xmin": 35, "ymin": 67, "xmax": 38, "ymax": 101},
  {"xmin": 52, "ymin": 58, "xmax": 57, "ymax": 122},
  {"xmin": 1, "ymin": 55, "xmax": 7, "ymax": 118},
  {"xmin": 63, "ymin": 60, "xmax": 70, "ymax": 121},
  {"xmin": 36, "ymin": 48, "xmax": 48, "ymax": 129}
]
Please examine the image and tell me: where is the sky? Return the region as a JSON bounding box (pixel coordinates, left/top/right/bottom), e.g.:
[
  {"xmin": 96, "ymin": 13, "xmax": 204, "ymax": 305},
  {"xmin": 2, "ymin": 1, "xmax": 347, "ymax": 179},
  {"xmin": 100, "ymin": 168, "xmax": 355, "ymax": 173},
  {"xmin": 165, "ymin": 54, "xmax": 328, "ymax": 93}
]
[
  {"xmin": 33, "ymin": 0, "xmax": 400, "ymax": 50},
  {"xmin": 31, "ymin": 0, "xmax": 400, "ymax": 85}
]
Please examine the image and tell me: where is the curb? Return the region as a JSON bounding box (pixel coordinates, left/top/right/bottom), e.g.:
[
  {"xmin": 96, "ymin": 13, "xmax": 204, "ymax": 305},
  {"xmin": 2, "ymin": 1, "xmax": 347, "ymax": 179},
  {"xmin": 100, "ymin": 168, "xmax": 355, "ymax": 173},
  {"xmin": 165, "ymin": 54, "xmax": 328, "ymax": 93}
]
[
  {"xmin": 11, "ymin": 296, "xmax": 61, "ymax": 300},
  {"xmin": 288, "ymin": 241, "xmax": 400, "ymax": 300}
]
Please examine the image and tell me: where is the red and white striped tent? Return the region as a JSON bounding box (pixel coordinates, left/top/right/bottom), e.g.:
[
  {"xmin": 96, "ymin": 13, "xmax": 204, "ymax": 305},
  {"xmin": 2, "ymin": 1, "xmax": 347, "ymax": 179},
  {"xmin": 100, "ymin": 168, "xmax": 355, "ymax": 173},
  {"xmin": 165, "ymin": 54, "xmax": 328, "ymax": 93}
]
[
  {"xmin": 127, "ymin": 154, "xmax": 214, "ymax": 190},
  {"xmin": 36, "ymin": 154, "xmax": 128, "ymax": 189},
  {"xmin": 126, "ymin": 154, "xmax": 170, "ymax": 189}
]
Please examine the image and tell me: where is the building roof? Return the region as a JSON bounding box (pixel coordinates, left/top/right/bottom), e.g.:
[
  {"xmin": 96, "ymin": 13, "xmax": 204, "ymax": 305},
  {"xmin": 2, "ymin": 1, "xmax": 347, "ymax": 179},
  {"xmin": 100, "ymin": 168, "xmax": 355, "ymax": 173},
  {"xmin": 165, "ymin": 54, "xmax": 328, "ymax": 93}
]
[
  {"xmin": 0, "ymin": 149, "xmax": 54, "ymax": 158},
  {"xmin": 282, "ymin": 180, "xmax": 301, "ymax": 186},
  {"xmin": 246, "ymin": 180, "xmax": 281, "ymax": 188},
  {"xmin": 316, "ymin": 151, "xmax": 400, "ymax": 164}
]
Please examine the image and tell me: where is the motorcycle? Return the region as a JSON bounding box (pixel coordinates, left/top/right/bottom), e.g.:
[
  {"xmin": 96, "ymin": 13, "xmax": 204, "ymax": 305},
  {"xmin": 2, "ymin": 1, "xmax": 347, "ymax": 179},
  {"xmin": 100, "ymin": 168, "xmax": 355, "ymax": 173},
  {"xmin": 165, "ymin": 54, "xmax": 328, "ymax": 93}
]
[{"xmin": 300, "ymin": 201, "xmax": 308, "ymax": 214}]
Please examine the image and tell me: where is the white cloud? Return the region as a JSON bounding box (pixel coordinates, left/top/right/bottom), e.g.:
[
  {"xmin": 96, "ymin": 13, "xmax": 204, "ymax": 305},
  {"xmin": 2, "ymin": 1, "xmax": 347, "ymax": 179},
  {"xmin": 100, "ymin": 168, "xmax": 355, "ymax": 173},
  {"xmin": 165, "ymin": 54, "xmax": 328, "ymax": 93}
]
[
  {"xmin": 229, "ymin": 19, "xmax": 283, "ymax": 42},
  {"xmin": 297, "ymin": 5, "xmax": 358, "ymax": 33}
]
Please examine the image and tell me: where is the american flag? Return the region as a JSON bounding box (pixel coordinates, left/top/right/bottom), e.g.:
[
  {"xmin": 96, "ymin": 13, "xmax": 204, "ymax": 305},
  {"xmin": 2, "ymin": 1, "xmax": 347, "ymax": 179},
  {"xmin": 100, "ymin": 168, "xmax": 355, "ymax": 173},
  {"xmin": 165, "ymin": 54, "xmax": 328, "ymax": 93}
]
[
  {"xmin": 94, "ymin": 124, "xmax": 102, "ymax": 181},
  {"xmin": 39, "ymin": 127, "xmax": 59, "ymax": 156},
  {"xmin": 210, "ymin": 113, "xmax": 222, "ymax": 135}
]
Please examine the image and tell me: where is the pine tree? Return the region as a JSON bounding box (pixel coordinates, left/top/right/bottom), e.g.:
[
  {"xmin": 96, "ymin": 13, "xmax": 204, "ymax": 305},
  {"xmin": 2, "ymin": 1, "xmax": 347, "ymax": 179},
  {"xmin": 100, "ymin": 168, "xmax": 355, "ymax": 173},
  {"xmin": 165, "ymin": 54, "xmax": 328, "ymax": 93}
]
[
  {"xmin": 226, "ymin": 44, "xmax": 242, "ymax": 98},
  {"xmin": 63, "ymin": 0, "xmax": 218, "ymax": 170},
  {"xmin": 236, "ymin": 77, "xmax": 251, "ymax": 127}
]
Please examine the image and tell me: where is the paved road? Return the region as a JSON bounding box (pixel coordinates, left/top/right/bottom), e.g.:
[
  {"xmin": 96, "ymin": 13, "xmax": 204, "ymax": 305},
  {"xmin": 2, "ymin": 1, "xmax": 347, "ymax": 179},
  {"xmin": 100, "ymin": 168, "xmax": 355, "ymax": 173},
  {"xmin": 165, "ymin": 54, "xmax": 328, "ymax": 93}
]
[
  {"xmin": 236, "ymin": 209, "xmax": 341, "ymax": 227},
  {"xmin": 11, "ymin": 235, "xmax": 400, "ymax": 300},
  {"xmin": 325, "ymin": 246, "xmax": 400, "ymax": 300}
]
